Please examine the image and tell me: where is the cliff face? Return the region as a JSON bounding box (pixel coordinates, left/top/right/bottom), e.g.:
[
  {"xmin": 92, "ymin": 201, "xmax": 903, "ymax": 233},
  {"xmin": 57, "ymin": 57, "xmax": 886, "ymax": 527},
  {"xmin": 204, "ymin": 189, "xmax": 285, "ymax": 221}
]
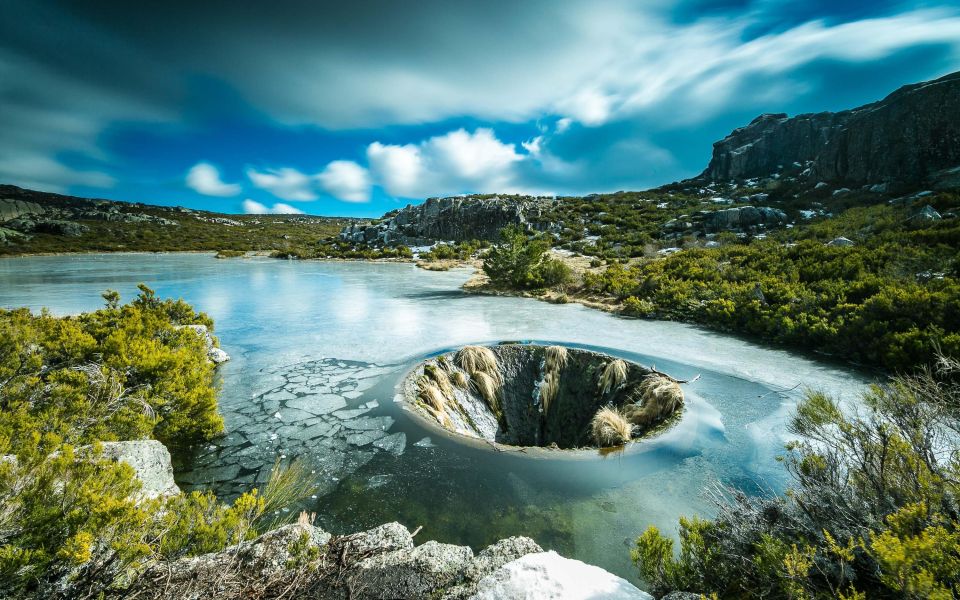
[
  {"xmin": 703, "ymin": 71, "xmax": 960, "ymax": 187},
  {"xmin": 340, "ymin": 195, "xmax": 556, "ymax": 246}
]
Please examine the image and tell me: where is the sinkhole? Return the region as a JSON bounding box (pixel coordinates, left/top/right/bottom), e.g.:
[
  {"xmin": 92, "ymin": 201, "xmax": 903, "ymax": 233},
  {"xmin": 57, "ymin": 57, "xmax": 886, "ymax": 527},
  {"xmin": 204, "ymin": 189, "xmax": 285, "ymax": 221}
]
[{"xmin": 401, "ymin": 343, "xmax": 686, "ymax": 449}]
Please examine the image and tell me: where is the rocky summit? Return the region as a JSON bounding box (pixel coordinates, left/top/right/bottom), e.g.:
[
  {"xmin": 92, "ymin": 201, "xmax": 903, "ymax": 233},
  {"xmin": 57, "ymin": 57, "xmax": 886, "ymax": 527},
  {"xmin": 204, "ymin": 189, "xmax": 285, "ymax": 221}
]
[
  {"xmin": 702, "ymin": 71, "xmax": 960, "ymax": 188},
  {"xmin": 339, "ymin": 195, "xmax": 557, "ymax": 246}
]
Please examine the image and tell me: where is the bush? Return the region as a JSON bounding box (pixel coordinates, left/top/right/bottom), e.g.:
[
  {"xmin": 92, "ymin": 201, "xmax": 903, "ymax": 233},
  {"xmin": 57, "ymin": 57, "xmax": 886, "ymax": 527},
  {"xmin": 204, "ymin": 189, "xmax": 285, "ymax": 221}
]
[
  {"xmin": 482, "ymin": 225, "xmax": 552, "ymax": 289},
  {"xmin": 633, "ymin": 355, "xmax": 960, "ymax": 599},
  {"xmin": 0, "ymin": 289, "xmax": 314, "ymax": 597},
  {"xmin": 622, "ymin": 296, "xmax": 655, "ymax": 316}
]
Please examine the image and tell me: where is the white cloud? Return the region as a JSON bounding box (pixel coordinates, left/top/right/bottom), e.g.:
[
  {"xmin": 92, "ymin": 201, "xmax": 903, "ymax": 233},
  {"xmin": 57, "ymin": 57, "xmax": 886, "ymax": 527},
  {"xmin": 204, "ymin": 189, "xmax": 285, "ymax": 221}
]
[
  {"xmin": 316, "ymin": 160, "xmax": 371, "ymax": 202},
  {"xmin": 367, "ymin": 142, "xmax": 424, "ymax": 198},
  {"xmin": 246, "ymin": 167, "xmax": 317, "ymax": 201},
  {"xmin": 242, "ymin": 199, "xmax": 305, "ymax": 214},
  {"xmin": 367, "ymin": 128, "xmax": 526, "ymax": 198},
  {"xmin": 186, "ymin": 162, "xmax": 241, "ymax": 196}
]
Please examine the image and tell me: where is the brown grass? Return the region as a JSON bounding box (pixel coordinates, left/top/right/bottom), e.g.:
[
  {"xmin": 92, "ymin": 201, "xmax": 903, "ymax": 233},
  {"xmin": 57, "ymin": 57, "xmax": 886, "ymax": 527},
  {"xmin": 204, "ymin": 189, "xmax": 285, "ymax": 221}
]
[
  {"xmin": 623, "ymin": 375, "xmax": 684, "ymax": 427},
  {"xmin": 424, "ymin": 363, "xmax": 454, "ymax": 396},
  {"xmin": 471, "ymin": 371, "xmax": 501, "ymax": 417},
  {"xmin": 599, "ymin": 359, "xmax": 628, "ymax": 395},
  {"xmin": 456, "ymin": 345, "xmax": 500, "ymax": 384},
  {"xmin": 545, "ymin": 345, "xmax": 569, "ymax": 373},
  {"xmin": 539, "ymin": 371, "xmax": 559, "ymax": 414},
  {"xmin": 450, "ymin": 370, "xmax": 469, "ymax": 389},
  {"xmin": 590, "ymin": 406, "xmax": 633, "ymax": 447}
]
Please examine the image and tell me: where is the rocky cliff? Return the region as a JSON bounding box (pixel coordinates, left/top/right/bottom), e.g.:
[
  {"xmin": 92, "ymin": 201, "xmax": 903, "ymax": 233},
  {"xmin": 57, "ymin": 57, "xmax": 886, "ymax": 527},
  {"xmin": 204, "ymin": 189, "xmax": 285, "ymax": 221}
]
[
  {"xmin": 340, "ymin": 195, "xmax": 557, "ymax": 246},
  {"xmin": 702, "ymin": 71, "xmax": 960, "ymax": 187}
]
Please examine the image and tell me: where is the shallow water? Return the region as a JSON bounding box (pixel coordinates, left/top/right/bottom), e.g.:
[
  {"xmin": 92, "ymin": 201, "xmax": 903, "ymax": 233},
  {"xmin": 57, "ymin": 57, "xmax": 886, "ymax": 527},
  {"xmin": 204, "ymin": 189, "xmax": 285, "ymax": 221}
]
[{"xmin": 0, "ymin": 253, "xmax": 872, "ymax": 580}]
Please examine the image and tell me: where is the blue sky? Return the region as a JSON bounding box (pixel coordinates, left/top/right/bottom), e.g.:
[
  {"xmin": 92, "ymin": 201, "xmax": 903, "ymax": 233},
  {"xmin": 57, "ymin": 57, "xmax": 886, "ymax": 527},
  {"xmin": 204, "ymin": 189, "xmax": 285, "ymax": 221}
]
[{"xmin": 2, "ymin": 1, "xmax": 959, "ymax": 217}]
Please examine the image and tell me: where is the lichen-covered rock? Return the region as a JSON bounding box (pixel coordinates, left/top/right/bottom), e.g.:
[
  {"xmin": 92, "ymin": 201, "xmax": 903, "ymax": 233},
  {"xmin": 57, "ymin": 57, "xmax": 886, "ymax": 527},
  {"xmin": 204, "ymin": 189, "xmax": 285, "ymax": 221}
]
[
  {"xmin": 132, "ymin": 520, "xmax": 546, "ymax": 600},
  {"xmin": 339, "ymin": 195, "xmax": 557, "ymax": 246},
  {"xmin": 136, "ymin": 522, "xmax": 331, "ymax": 598},
  {"xmin": 469, "ymin": 551, "xmax": 652, "ymax": 600},
  {"xmin": 99, "ymin": 440, "xmax": 181, "ymax": 498},
  {"xmin": 0, "ymin": 198, "xmax": 43, "ymax": 221},
  {"xmin": 702, "ymin": 71, "xmax": 960, "ymax": 186}
]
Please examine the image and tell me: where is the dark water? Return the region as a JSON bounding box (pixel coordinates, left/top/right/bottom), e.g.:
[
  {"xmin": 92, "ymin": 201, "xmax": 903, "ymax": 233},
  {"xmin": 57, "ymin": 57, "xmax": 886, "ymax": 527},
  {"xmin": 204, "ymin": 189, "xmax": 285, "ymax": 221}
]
[{"xmin": 0, "ymin": 253, "xmax": 868, "ymax": 580}]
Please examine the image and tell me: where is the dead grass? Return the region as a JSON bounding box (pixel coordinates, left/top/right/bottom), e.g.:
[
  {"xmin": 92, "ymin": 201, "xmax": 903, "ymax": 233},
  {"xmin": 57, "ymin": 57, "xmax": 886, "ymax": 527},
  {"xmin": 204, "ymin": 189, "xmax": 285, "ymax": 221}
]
[
  {"xmin": 539, "ymin": 372, "xmax": 558, "ymax": 414},
  {"xmin": 471, "ymin": 371, "xmax": 501, "ymax": 417},
  {"xmin": 623, "ymin": 375, "xmax": 684, "ymax": 427},
  {"xmin": 455, "ymin": 345, "xmax": 500, "ymax": 384},
  {"xmin": 450, "ymin": 370, "xmax": 469, "ymax": 389},
  {"xmin": 545, "ymin": 345, "xmax": 569, "ymax": 373},
  {"xmin": 599, "ymin": 359, "xmax": 628, "ymax": 395},
  {"xmin": 424, "ymin": 363, "xmax": 454, "ymax": 396},
  {"xmin": 590, "ymin": 406, "xmax": 633, "ymax": 447}
]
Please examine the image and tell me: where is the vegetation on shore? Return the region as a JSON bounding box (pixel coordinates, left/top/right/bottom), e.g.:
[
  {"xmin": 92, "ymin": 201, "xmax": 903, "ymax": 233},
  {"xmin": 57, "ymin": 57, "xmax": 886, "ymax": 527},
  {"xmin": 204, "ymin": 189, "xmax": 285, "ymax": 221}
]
[
  {"xmin": 0, "ymin": 288, "xmax": 310, "ymax": 597},
  {"xmin": 474, "ymin": 194, "xmax": 960, "ymax": 372},
  {"xmin": 633, "ymin": 355, "xmax": 960, "ymax": 599}
]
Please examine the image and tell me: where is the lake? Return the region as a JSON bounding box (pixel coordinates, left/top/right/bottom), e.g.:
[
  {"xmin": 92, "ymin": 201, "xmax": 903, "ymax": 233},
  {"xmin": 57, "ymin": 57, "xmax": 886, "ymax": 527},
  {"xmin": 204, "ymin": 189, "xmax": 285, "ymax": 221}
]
[{"xmin": 0, "ymin": 253, "xmax": 870, "ymax": 580}]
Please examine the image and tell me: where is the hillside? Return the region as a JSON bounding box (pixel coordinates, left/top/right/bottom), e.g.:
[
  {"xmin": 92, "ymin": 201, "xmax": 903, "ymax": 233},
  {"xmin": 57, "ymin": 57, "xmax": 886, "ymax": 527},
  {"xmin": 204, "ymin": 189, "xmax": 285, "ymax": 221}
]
[{"xmin": 0, "ymin": 185, "xmax": 353, "ymax": 256}]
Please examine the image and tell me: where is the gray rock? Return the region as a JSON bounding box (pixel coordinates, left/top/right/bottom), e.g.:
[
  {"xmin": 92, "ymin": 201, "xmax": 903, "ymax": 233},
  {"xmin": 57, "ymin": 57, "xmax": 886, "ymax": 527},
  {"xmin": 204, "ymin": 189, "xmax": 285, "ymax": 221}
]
[
  {"xmin": 339, "ymin": 195, "xmax": 556, "ymax": 246},
  {"xmin": 662, "ymin": 593, "xmax": 704, "ymax": 600},
  {"xmin": 701, "ymin": 206, "xmax": 787, "ymax": 233},
  {"xmin": 701, "ymin": 71, "xmax": 960, "ymax": 187},
  {"xmin": 99, "ymin": 440, "xmax": 181, "ymax": 498},
  {"xmin": 349, "ymin": 540, "xmax": 474, "ymax": 598},
  {"xmin": 0, "ymin": 198, "xmax": 43, "ymax": 221}
]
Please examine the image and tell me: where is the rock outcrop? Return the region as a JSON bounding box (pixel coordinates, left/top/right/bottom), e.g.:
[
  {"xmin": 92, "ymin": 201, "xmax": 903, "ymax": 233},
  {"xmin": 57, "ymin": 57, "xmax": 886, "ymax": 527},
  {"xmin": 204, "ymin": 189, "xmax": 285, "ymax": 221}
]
[
  {"xmin": 702, "ymin": 71, "xmax": 960, "ymax": 187},
  {"xmin": 134, "ymin": 520, "xmax": 548, "ymax": 599},
  {"xmin": 339, "ymin": 195, "xmax": 556, "ymax": 246},
  {"xmin": 663, "ymin": 206, "xmax": 788, "ymax": 236},
  {"xmin": 0, "ymin": 198, "xmax": 43, "ymax": 221}
]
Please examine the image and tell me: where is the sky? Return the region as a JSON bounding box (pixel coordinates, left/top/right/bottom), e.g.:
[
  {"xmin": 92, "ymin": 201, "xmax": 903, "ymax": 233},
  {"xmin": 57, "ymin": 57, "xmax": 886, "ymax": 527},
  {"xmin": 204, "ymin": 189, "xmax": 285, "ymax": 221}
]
[{"xmin": 1, "ymin": 1, "xmax": 959, "ymax": 217}]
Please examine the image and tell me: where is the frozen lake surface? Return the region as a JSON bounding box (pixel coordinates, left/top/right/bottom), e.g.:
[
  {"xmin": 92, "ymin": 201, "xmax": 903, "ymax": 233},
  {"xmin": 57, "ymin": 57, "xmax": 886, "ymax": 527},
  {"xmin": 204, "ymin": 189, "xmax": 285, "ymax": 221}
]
[{"xmin": 0, "ymin": 253, "xmax": 871, "ymax": 580}]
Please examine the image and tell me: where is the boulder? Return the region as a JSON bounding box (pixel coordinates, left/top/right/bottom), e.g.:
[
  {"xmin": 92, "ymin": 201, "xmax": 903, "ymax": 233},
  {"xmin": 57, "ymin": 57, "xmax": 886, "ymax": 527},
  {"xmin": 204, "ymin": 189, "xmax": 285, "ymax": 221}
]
[
  {"xmin": 0, "ymin": 198, "xmax": 43, "ymax": 221},
  {"xmin": 701, "ymin": 206, "xmax": 787, "ymax": 233},
  {"xmin": 469, "ymin": 551, "xmax": 652, "ymax": 600},
  {"xmin": 99, "ymin": 440, "xmax": 181, "ymax": 498}
]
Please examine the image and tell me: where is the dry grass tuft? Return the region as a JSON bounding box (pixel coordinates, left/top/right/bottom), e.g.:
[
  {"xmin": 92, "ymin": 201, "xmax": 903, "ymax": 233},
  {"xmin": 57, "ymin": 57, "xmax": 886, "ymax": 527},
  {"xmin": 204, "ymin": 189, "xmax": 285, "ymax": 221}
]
[
  {"xmin": 450, "ymin": 370, "xmax": 469, "ymax": 389},
  {"xmin": 599, "ymin": 359, "xmax": 628, "ymax": 395},
  {"xmin": 424, "ymin": 363, "xmax": 454, "ymax": 396},
  {"xmin": 623, "ymin": 375, "xmax": 684, "ymax": 427},
  {"xmin": 456, "ymin": 345, "xmax": 500, "ymax": 383},
  {"xmin": 539, "ymin": 371, "xmax": 560, "ymax": 414},
  {"xmin": 545, "ymin": 345, "xmax": 569, "ymax": 373},
  {"xmin": 591, "ymin": 406, "xmax": 633, "ymax": 447},
  {"xmin": 418, "ymin": 379, "xmax": 453, "ymax": 427},
  {"xmin": 471, "ymin": 371, "xmax": 501, "ymax": 416}
]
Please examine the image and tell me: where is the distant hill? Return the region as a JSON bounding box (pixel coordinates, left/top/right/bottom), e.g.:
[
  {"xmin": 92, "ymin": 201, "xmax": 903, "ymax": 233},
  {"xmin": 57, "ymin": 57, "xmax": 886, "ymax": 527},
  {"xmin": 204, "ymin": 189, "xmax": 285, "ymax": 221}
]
[{"xmin": 0, "ymin": 185, "xmax": 355, "ymax": 255}]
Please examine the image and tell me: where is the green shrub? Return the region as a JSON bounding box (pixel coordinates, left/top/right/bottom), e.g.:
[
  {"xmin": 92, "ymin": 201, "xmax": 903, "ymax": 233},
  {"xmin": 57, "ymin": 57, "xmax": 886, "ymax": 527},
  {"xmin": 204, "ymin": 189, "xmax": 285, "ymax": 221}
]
[
  {"xmin": 482, "ymin": 225, "xmax": 552, "ymax": 289},
  {"xmin": 632, "ymin": 355, "xmax": 960, "ymax": 599}
]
